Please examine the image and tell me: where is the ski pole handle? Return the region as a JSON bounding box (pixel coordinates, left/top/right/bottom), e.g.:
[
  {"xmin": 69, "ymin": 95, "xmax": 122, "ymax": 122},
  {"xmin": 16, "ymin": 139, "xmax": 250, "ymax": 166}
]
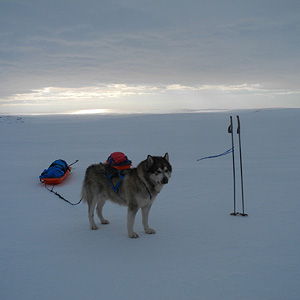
[
  {"xmin": 236, "ymin": 115, "xmax": 240, "ymax": 134},
  {"xmin": 228, "ymin": 116, "xmax": 233, "ymax": 133}
]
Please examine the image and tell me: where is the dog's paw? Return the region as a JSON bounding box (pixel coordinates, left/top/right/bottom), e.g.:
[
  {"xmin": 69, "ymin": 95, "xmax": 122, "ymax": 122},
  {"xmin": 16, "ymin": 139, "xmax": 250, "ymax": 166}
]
[
  {"xmin": 90, "ymin": 224, "xmax": 99, "ymax": 230},
  {"xmin": 145, "ymin": 228, "xmax": 156, "ymax": 234},
  {"xmin": 101, "ymin": 219, "xmax": 110, "ymax": 225},
  {"xmin": 129, "ymin": 232, "xmax": 139, "ymax": 238}
]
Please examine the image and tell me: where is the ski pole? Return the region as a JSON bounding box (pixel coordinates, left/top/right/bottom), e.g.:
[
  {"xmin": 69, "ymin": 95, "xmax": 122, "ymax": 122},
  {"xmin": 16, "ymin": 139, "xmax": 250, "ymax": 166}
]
[
  {"xmin": 236, "ymin": 115, "xmax": 248, "ymax": 216},
  {"xmin": 228, "ymin": 116, "xmax": 238, "ymax": 215},
  {"xmin": 69, "ymin": 159, "xmax": 79, "ymax": 167}
]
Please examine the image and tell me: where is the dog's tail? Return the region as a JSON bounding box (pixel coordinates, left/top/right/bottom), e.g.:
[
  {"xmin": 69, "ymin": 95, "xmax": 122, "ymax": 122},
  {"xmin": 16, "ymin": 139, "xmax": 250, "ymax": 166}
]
[
  {"xmin": 81, "ymin": 185, "xmax": 87, "ymax": 203},
  {"xmin": 81, "ymin": 169, "xmax": 89, "ymax": 203}
]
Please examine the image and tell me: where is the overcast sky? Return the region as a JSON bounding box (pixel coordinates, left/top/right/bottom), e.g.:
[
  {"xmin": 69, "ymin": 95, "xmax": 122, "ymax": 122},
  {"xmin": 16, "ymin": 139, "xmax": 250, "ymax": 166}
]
[{"xmin": 1, "ymin": 0, "xmax": 300, "ymax": 114}]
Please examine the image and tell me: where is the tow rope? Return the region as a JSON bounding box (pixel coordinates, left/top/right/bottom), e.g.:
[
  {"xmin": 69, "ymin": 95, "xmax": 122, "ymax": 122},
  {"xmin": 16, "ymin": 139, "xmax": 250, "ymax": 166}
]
[
  {"xmin": 43, "ymin": 159, "xmax": 82, "ymax": 206},
  {"xmin": 44, "ymin": 184, "xmax": 82, "ymax": 206}
]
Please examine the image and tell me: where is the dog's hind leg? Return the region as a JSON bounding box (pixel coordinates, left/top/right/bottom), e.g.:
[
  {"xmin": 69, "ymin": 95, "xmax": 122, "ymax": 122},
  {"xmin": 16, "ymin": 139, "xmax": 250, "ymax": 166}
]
[
  {"xmin": 88, "ymin": 198, "xmax": 99, "ymax": 230},
  {"xmin": 96, "ymin": 200, "xmax": 110, "ymax": 224},
  {"xmin": 127, "ymin": 205, "xmax": 139, "ymax": 238}
]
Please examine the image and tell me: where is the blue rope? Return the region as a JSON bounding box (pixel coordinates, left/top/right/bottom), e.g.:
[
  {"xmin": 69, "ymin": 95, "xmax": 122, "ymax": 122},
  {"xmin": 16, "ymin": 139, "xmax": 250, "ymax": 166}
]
[
  {"xmin": 106, "ymin": 170, "xmax": 124, "ymax": 192},
  {"xmin": 197, "ymin": 147, "xmax": 234, "ymax": 161}
]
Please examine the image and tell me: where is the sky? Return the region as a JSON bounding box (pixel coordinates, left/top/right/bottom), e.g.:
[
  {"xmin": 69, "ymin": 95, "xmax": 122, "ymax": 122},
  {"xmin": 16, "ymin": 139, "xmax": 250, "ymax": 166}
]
[{"xmin": 1, "ymin": 0, "xmax": 300, "ymax": 115}]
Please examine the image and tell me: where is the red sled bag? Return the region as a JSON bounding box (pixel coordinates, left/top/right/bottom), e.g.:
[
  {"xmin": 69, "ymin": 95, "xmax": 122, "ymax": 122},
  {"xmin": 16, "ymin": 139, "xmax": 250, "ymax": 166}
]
[{"xmin": 106, "ymin": 152, "xmax": 132, "ymax": 170}]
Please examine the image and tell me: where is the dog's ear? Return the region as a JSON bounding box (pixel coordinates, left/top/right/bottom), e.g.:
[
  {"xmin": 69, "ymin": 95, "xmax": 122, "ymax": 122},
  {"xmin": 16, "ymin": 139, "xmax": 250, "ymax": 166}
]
[
  {"xmin": 147, "ymin": 155, "xmax": 154, "ymax": 168},
  {"xmin": 164, "ymin": 152, "xmax": 169, "ymax": 162}
]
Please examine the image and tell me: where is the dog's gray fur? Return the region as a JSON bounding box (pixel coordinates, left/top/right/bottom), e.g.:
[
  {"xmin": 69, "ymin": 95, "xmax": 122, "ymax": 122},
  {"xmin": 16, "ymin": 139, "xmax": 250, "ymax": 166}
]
[{"xmin": 81, "ymin": 153, "xmax": 172, "ymax": 238}]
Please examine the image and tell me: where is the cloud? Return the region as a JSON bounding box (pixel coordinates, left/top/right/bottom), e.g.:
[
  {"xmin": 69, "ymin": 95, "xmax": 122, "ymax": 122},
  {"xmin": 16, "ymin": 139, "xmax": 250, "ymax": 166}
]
[{"xmin": 1, "ymin": 83, "xmax": 299, "ymax": 115}]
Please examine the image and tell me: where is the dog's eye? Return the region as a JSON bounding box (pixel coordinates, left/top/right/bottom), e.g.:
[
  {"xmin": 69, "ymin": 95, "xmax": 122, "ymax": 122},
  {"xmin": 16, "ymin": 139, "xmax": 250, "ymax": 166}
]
[
  {"xmin": 155, "ymin": 171, "xmax": 162, "ymax": 175},
  {"xmin": 163, "ymin": 168, "xmax": 170, "ymax": 174}
]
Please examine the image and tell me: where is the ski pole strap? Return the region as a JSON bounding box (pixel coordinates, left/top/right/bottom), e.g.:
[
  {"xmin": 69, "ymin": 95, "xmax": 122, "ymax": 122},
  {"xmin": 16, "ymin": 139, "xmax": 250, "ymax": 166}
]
[
  {"xmin": 197, "ymin": 147, "xmax": 234, "ymax": 161},
  {"xmin": 44, "ymin": 184, "xmax": 82, "ymax": 206}
]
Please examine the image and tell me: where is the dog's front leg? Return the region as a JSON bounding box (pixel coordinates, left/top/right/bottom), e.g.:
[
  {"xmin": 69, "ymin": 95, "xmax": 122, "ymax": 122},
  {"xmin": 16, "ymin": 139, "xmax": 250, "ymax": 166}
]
[
  {"xmin": 142, "ymin": 204, "xmax": 156, "ymax": 234},
  {"xmin": 127, "ymin": 206, "xmax": 139, "ymax": 238}
]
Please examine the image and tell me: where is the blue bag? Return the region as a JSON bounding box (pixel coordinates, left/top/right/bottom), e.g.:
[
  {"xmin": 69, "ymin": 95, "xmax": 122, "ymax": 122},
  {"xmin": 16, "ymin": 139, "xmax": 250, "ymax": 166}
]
[{"xmin": 39, "ymin": 159, "xmax": 69, "ymax": 180}]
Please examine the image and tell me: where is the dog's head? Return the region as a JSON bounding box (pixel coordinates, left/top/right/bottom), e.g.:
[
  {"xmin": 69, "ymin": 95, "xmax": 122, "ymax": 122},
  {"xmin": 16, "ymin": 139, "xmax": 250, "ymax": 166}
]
[{"xmin": 146, "ymin": 153, "xmax": 172, "ymax": 186}]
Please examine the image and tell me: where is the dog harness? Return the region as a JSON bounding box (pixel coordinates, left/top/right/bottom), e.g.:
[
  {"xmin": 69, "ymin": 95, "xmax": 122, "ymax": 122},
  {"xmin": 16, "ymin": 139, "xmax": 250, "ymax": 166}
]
[
  {"xmin": 106, "ymin": 170, "xmax": 152, "ymax": 199},
  {"xmin": 106, "ymin": 170, "xmax": 124, "ymax": 193}
]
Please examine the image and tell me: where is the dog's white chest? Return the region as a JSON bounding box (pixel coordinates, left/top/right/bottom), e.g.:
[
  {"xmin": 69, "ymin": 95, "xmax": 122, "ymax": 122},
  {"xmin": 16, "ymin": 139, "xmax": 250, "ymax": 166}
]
[{"xmin": 137, "ymin": 195, "xmax": 155, "ymax": 207}]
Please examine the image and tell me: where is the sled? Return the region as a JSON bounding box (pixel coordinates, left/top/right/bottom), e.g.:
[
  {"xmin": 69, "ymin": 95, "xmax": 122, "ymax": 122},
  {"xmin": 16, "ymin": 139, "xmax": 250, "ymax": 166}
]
[
  {"xmin": 39, "ymin": 159, "xmax": 72, "ymax": 185},
  {"xmin": 39, "ymin": 167, "xmax": 71, "ymax": 185}
]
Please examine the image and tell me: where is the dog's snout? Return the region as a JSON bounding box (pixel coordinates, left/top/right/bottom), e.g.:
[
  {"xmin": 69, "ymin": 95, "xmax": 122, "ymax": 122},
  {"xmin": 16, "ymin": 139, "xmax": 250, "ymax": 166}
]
[{"xmin": 162, "ymin": 177, "xmax": 168, "ymax": 184}]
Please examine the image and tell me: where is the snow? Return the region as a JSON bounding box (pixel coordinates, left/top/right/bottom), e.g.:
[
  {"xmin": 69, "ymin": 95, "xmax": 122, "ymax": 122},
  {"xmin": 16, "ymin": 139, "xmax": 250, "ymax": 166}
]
[{"xmin": 1, "ymin": 109, "xmax": 300, "ymax": 300}]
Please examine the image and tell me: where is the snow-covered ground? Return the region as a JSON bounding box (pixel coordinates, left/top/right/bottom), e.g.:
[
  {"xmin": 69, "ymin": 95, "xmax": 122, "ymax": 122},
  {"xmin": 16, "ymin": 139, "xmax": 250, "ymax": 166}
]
[{"xmin": 1, "ymin": 109, "xmax": 299, "ymax": 300}]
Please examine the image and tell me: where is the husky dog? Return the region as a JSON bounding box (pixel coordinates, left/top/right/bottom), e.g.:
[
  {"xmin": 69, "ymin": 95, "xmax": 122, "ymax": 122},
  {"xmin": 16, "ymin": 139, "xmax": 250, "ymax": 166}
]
[{"xmin": 81, "ymin": 153, "xmax": 172, "ymax": 238}]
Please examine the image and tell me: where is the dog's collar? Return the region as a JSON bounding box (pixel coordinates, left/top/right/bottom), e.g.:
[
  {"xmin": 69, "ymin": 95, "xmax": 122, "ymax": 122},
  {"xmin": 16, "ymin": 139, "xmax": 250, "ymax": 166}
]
[{"xmin": 141, "ymin": 180, "xmax": 153, "ymax": 200}]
